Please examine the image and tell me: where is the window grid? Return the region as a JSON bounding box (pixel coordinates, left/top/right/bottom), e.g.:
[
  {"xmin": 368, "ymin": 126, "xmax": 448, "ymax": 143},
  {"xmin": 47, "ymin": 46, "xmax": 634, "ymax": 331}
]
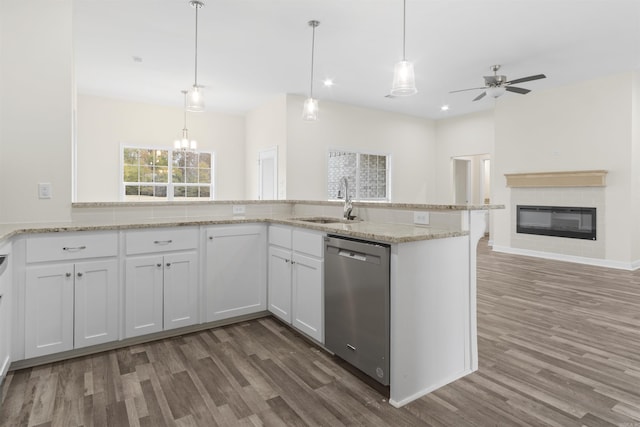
[
  {"xmin": 122, "ymin": 147, "xmax": 214, "ymax": 201},
  {"xmin": 327, "ymin": 150, "xmax": 389, "ymax": 201}
]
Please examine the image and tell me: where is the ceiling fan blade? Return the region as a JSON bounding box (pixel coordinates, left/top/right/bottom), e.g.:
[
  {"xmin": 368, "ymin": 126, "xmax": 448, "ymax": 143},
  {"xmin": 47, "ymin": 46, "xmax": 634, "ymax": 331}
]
[
  {"xmin": 473, "ymin": 91, "xmax": 486, "ymax": 101},
  {"xmin": 505, "ymin": 86, "xmax": 531, "ymax": 94},
  {"xmin": 449, "ymin": 87, "xmax": 486, "ymax": 94},
  {"xmin": 506, "ymin": 74, "xmax": 546, "ymax": 85}
]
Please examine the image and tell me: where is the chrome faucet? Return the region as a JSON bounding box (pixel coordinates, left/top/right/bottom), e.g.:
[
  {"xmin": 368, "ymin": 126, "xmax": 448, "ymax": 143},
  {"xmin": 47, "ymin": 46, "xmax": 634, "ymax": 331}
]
[{"xmin": 340, "ymin": 176, "xmax": 354, "ymax": 220}]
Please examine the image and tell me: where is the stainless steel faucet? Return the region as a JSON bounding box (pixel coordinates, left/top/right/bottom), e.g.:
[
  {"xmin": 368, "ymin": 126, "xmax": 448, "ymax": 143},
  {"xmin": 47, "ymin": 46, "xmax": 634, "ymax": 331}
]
[{"xmin": 340, "ymin": 176, "xmax": 354, "ymax": 220}]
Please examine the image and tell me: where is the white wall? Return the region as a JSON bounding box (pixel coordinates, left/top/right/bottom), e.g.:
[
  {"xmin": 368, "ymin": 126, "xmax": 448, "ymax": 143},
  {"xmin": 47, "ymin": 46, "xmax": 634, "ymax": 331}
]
[
  {"xmin": 632, "ymin": 73, "xmax": 640, "ymax": 264},
  {"xmin": 492, "ymin": 72, "xmax": 635, "ymax": 264},
  {"xmin": 76, "ymin": 95, "xmax": 246, "ymax": 201},
  {"xmin": 434, "ymin": 110, "xmax": 494, "ymax": 204},
  {"xmin": 285, "ymin": 95, "xmax": 437, "ymax": 203},
  {"xmin": 0, "ymin": 1, "xmax": 73, "ymax": 223},
  {"xmin": 245, "ymin": 95, "xmax": 287, "ymax": 200}
]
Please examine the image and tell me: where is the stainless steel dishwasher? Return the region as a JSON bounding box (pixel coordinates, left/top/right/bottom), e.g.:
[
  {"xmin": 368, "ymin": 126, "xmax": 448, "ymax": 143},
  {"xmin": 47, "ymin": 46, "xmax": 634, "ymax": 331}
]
[{"xmin": 324, "ymin": 234, "xmax": 391, "ymax": 386}]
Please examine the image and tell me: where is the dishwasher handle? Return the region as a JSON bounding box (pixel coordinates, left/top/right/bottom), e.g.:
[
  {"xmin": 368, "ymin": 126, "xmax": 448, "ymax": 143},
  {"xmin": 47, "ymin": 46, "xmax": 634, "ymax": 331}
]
[{"xmin": 338, "ymin": 249, "xmax": 367, "ymax": 262}]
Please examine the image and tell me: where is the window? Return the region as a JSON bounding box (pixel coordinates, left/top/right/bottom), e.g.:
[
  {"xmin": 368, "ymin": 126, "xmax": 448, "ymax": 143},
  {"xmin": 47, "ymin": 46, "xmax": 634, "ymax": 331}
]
[
  {"xmin": 327, "ymin": 150, "xmax": 390, "ymax": 201},
  {"xmin": 122, "ymin": 146, "xmax": 214, "ymax": 201}
]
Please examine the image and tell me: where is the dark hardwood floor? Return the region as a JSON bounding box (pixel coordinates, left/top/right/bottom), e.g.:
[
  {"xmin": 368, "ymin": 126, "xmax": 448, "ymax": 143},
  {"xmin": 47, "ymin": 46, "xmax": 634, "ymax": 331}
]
[{"xmin": 2, "ymin": 239, "xmax": 640, "ymax": 426}]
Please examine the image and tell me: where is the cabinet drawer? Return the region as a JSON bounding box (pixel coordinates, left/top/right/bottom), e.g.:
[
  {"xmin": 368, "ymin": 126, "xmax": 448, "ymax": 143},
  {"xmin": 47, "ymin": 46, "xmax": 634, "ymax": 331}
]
[
  {"xmin": 26, "ymin": 232, "xmax": 118, "ymax": 263},
  {"xmin": 126, "ymin": 227, "xmax": 198, "ymax": 255},
  {"xmin": 293, "ymin": 229, "xmax": 324, "ymax": 258},
  {"xmin": 269, "ymin": 225, "xmax": 292, "ymax": 249}
]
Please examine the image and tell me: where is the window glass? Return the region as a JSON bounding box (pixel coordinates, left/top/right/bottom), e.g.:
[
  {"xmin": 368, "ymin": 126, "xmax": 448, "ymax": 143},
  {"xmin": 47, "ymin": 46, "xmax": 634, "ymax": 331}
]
[
  {"xmin": 327, "ymin": 150, "xmax": 389, "ymax": 201},
  {"xmin": 122, "ymin": 146, "xmax": 214, "ymax": 201}
]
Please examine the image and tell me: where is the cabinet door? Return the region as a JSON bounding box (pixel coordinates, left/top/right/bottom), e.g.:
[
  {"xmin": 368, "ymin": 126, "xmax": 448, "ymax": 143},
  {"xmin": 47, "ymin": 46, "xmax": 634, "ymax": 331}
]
[
  {"xmin": 25, "ymin": 264, "xmax": 74, "ymax": 358},
  {"xmin": 163, "ymin": 251, "xmax": 198, "ymax": 330},
  {"xmin": 74, "ymin": 259, "xmax": 118, "ymax": 349},
  {"xmin": 206, "ymin": 226, "xmax": 267, "ymax": 322},
  {"xmin": 125, "ymin": 255, "xmax": 164, "ymax": 338},
  {"xmin": 292, "ymin": 253, "xmax": 324, "ymax": 342},
  {"xmin": 267, "ymin": 246, "xmax": 292, "ymax": 323}
]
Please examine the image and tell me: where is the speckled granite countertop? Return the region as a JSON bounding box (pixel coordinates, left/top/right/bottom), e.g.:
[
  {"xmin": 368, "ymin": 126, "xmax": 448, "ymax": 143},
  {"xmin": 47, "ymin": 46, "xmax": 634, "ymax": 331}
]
[{"xmin": 0, "ymin": 216, "xmax": 467, "ymax": 245}]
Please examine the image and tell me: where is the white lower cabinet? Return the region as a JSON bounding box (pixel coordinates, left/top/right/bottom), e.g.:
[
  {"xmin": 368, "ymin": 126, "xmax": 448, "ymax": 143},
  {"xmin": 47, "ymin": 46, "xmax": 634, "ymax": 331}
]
[
  {"xmin": 205, "ymin": 225, "xmax": 266, "ymax": 322},
  {"xmin": 268, "ymin": 245, "xmax": 293, "ymax": 322},
  {"xmin": 0, "ymin": 243, "xmax": 12, "ymax": 380},
  {"xmin": 268, "ymin": 226, "xmax": 324, "ymax": 343},
  {"xmin": 25, "ymin": 259, "xmax": 118, "ymax": 358},
  {"xmin": 125, "ymin": 252, "xmax": 198, "ymax": 338},
  {"xmin": 124, "ymin": 227, "xmax": 199, "ymax": 338}
]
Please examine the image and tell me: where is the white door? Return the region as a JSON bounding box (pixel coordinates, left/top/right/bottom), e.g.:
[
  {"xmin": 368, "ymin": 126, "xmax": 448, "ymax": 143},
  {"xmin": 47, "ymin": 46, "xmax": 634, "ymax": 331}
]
[
  {"xmin": 125, "ymin": 255, "xmax": 164, "ymax": 338},
  {"xmin": 206, "ymin": 226, "xmax": 267, "ymax": 322},
  {"xmin": 453, "ymin": 158, "xmax": 471, "ymax": 204},
  {"xmin": 25, "ymin": 264, "xmax": 74, "ymax": 358},
  {"xmin": 258, "ymin": 147, "xmax": 278, "ymax": 200},
  {"xmin": 292, "ymin": 253, "xmax": 323, "ymax": 343},
  {"xmin": 163, "ymin": 251, "xmax": 198, "ymax": 330},
  {"xmin": 74, "ymin": 259, "xmax": 118, "ymax": 349},
  {"xmin": 268, "ymin": 246, "xmax": 292, "ymax": 323}
]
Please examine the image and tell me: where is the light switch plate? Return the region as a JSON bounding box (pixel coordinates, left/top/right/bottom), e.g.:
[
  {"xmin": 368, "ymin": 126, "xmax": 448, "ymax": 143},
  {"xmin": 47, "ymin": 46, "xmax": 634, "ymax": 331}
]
[
  {"xmin": 232, "ymin": 205, "xmax": 246, "ymax": 215},
  {"xmin": 38, "ymin": 183, "xmax": 52, "ymax": 199},
  {"xmin": 413, "ymin": 211, "xmax": 429, "ymax": 225}
]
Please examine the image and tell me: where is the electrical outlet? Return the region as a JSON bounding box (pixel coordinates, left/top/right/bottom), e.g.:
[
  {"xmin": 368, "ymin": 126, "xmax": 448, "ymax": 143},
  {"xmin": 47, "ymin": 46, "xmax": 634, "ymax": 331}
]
[
  {"xmin": 232, "ymin": 205, "xmax": 246, "ymax": 215},
  {"xmin": 38, "ymin": 183, "xmax": 52, "ymax": 199},
  {"xmin": 413, "ymin": 211, "xmax": 429, "ymax": 225}
]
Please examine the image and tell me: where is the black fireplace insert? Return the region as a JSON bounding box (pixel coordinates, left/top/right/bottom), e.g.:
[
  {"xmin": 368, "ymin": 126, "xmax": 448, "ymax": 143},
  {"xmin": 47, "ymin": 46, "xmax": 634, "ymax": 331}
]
[{"xmin": 516, "ymin": 205, "xmax": 596, "ymax": 240}]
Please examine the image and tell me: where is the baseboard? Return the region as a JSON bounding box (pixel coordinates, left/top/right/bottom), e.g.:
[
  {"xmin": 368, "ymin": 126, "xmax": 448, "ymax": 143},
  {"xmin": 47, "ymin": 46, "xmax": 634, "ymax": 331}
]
[
  {"xmin": 388, "ymin": 368, "xmax": 473, "ymax": 408},
  {"xmin": 492, "ymin": 245, "xmax": 639, "ymax": 271}
]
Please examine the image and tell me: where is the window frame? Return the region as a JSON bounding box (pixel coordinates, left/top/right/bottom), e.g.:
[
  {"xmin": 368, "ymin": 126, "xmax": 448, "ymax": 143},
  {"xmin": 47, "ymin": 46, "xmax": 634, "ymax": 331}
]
[
  {"xmin": 327, "ymin": 148, "xmax": 391, "ymax": 202},
  {"xmin": 120, "ymin": 144, "xmax": 215, "ymax": 201}
]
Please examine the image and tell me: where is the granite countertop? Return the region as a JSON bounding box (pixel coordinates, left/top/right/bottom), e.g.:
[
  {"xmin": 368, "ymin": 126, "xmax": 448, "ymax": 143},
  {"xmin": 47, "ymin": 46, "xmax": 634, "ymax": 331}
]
[{"xmin": 0, "ymin": 215, "xmax": 468, "ymax": 245}]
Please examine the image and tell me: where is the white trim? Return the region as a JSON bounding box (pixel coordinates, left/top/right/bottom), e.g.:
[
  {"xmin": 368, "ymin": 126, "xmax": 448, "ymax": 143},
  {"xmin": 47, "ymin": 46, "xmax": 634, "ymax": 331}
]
[
  {"xmin": 389, "ymin": 368, "xmax": 473, "ymax": 408},
  {"xmin": 492, "ymin": 245, "xmax": 640, "ymax": 271}
]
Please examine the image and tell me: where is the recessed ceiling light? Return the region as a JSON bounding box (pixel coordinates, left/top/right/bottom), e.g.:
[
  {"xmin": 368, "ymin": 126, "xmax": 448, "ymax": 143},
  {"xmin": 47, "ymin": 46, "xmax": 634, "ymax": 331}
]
[
  {"xmin": 323, "ymin": 78, "xmax": 334, "ymax": 87},
  {"xmin": 440, "ymin": 104, "xmax": 450, "ymax": 111}
]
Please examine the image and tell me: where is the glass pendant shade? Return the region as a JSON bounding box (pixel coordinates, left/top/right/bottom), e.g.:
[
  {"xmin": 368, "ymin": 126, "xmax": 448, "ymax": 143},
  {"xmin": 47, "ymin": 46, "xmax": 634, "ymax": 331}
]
[
  {"xmin": 390, "ymin": 60, "xmax": 417, "ymax": 96},
  {"xmin": 486, "ymin": 86, "xmax": 506, "ymax": 98},
  {"xmin": 302, "ymin": 97, "xmax": 318, "ymax": 121},
  {"xmin": 186, "ymin": 85, "xmax": 205, "ymax": 112}
]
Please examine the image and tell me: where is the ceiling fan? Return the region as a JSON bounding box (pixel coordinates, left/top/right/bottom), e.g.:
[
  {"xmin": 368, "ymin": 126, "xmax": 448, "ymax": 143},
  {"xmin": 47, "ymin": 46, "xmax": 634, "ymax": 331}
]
[{"xmin": 450, "ymin": 65, "xmax": 546, "ymax": 101}]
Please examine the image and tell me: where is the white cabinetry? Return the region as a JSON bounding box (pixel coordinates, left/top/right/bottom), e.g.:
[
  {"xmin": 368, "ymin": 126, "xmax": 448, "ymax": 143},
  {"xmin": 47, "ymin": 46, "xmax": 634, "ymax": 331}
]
[
  {"xmin": 23, "ymin": 232, "xmax": 118, "ymax": 358},
  {"xmin": 124, "ymin": 228, "xmax": 198, "ymax": 338},
  {"xmin": 205, "ymin": 225, "xmax": 266, "ymax": 322},
  {"xmin": 267, "ymin": 225, "xmax": 324, "ymax": 342},
  {"xmin": 0, "ymin": 242, "xmax": 13, "ymax": 380}
]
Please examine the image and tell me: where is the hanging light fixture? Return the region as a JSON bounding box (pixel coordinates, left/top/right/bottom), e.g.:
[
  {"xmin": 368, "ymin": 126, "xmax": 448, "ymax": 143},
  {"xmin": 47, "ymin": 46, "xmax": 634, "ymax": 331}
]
[
  {"xmin": 187, "ymin": 0, "xmax": 205, "ymax": 112},
  {"xmin": 390, "ymin": 0, "xmax": 417, "ymax": 96},
  {"xmin": 175, "ymin": 90, "xmax": 198, "ymax": 150},
  {"xmin": 302, "ymin": 20, "xmax": 320, "ymax": 121}
]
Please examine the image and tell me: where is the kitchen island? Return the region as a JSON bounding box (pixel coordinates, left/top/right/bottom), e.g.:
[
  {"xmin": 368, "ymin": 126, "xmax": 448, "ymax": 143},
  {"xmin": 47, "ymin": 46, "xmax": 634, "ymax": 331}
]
[{"xmin": 0, "ymin": 200, "xmax": 499, "ymax": 408}]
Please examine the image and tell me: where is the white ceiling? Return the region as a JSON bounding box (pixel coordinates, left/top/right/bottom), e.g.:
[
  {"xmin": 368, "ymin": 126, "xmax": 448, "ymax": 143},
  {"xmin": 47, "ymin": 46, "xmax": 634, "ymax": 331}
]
[{"xmin": 74, "ymin": 0, "xmax": 640, "ymax": 120}]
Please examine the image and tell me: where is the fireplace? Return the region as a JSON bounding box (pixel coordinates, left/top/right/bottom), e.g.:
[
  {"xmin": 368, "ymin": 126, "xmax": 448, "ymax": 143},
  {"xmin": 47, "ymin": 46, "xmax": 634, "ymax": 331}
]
[{"xmin": 516, "ymin": 205, "xmax": 596, "ymax": 240}]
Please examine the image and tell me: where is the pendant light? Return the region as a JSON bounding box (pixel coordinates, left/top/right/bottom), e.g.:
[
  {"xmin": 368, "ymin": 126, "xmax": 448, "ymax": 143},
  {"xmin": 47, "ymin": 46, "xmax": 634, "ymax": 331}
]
[
  {"xmin": 187, "ymin": 1, "xmax": 205, "ymax": 112},
  {"xmin": 390, "ymin": 0, "xmax": 417, "ymax": 96},
  {"xmin": 175, "ymin": 90, "xmax": 198, "ymax": 150},
  {"xmin": 302, "ymin": 20, "xmax": 320, "ymax": 121}
]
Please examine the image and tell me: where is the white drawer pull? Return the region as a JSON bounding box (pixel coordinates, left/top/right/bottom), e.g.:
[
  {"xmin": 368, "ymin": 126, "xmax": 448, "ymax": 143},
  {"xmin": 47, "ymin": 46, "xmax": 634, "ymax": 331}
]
[
  {"xmin": 63, "ymin": 246, "xmax": 87, "ymax": 252},
  {"xmin": 153, "ymin": 240, "xmax": 173, "ymax": 245}
]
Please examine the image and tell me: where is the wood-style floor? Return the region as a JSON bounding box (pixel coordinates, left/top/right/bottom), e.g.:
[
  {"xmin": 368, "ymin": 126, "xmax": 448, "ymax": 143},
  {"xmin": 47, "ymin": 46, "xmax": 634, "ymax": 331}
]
[{"xmin": 2, "ymin": 239, "xmax": 640, "ymax": 426}]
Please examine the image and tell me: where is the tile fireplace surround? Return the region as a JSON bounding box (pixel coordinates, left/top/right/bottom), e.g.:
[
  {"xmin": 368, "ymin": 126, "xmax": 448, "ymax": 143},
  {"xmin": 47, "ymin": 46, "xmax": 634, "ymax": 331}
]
[{"xmin": 500, "ymin": 170, "xmax": 607, "ymax": 263}]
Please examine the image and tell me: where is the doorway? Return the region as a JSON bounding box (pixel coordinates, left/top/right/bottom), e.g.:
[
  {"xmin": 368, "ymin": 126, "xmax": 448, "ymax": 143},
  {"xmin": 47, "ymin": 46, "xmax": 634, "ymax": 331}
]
[
  {"xmin": 258, "ymin": 147, "xmax": 278, "ymax": 200},
  {"xmin": 453, "ymin": 158, "xmax": 471, "ymax": 204}
]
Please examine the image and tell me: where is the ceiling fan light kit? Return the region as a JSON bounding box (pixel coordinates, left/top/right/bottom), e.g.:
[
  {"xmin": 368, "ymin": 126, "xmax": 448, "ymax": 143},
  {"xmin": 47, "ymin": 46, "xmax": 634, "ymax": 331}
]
[
  {"xmin": 450, "ymin": 64, "xmax": 546, "ymax": 102},
  {"xmin": 302, "ymin": 20, "xmax": 320, "ymax": 121},
  {"xmin": 390, "ymin": 0, "xmax": 417, "ymax": 97},
  {"xmin": 187, "ymin": 0, "xmax": 205, "ymax": 112}
]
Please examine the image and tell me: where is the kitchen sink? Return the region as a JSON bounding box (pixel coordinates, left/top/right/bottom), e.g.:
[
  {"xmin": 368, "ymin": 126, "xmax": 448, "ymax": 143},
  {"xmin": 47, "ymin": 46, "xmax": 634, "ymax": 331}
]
[{"xmin": 290, "ymin": 217, "xmax": 348, "ymax": 224}]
